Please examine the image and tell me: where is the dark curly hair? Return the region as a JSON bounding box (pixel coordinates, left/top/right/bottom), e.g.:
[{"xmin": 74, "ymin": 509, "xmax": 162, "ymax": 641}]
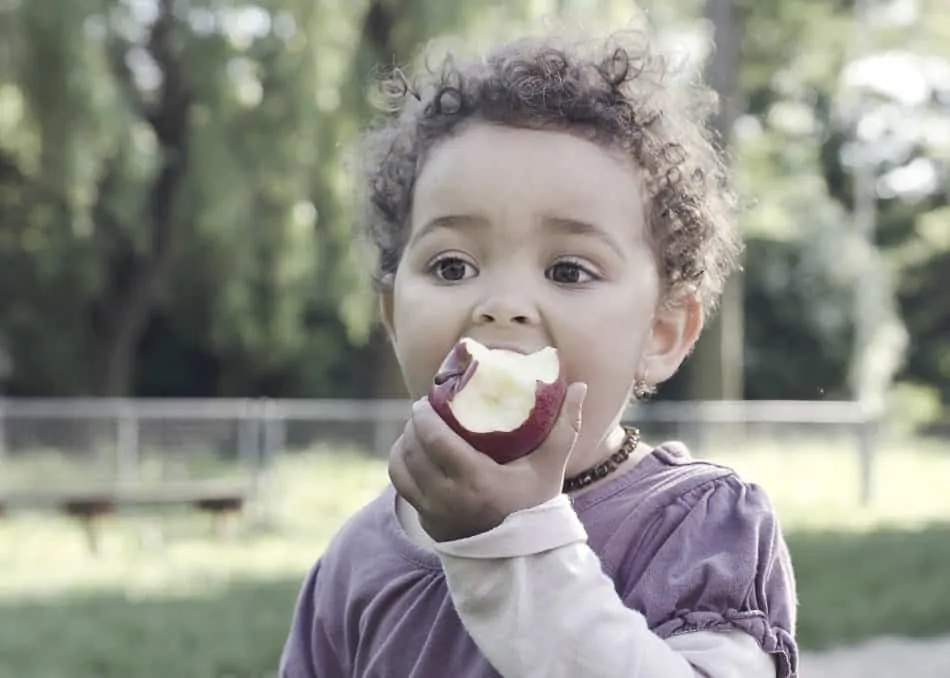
[{"xmin": 355, "ymin": 29, "xmax": 742, "ymax": 315}]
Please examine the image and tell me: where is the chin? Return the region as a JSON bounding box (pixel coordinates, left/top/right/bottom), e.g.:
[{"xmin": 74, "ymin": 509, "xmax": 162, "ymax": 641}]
[{"xmin": 427, "ymin": 337, "xmax": 567, "ymax": 464}]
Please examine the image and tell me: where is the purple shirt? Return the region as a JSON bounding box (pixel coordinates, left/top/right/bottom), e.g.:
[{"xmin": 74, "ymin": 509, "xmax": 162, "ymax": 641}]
[{"xmin": 280, "ymin": 443, "xmax": 799, "ymax": 677}]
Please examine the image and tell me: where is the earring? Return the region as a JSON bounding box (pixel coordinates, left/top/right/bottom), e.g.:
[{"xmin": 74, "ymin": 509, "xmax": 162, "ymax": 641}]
[{"xmin": 633, "ymin": 367, "xmax": 654, "ymax": 400}]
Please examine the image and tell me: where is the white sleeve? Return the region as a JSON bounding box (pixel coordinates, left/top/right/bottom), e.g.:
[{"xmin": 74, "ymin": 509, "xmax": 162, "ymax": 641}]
[
  {"xmin": 432, "ymin": 495, "xmax": 777, "ymax": 678},
  {"xmin": 668, "ymin": 631, "xmax": 777, "ymax": 678}
]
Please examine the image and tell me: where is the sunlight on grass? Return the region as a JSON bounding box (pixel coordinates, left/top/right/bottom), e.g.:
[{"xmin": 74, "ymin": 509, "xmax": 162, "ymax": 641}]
[
  {"xmin": 707, "ymin": 436, "xmax": 950, "ymax": 531},
  {"xmin": 2, "ymin": 436, "xmax": 948, "ymax": 600},
  {"xmin": 0, "ymin": 445, "xmax": 391, "ymax": 600}
]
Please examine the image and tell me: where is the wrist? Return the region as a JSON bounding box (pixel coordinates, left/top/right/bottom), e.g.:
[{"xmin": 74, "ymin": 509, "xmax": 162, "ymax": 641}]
[{"xmin": 432, "ymin": 494, "xmax": 586, "ymax": 559}]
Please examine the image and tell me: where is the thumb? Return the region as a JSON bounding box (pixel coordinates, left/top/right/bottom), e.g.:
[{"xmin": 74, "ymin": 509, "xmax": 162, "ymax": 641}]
[{"xmin": 532, "ymin": 381, "xmax": 587, "ymax": 471}]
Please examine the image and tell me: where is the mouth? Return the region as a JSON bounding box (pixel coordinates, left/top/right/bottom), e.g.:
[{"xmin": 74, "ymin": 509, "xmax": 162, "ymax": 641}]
[
  {"xmin": 433, "ymin": 338, "xmax": 539, "ymax": 387},
  {"xmin": 464, "ymin": 338, "xmax": 538, "ymax": 355}
]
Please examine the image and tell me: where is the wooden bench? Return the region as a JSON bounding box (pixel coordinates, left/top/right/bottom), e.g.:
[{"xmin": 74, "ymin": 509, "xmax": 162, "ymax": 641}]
[{"xmin": 0, "ymin": 479, "xmax": 254, "ymax": 554}]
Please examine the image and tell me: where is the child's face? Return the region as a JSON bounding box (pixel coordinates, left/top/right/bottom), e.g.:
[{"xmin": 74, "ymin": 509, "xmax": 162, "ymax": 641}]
[{"xmin": 381, "ymin": 121, "xmax": 701, "ymax": 465}]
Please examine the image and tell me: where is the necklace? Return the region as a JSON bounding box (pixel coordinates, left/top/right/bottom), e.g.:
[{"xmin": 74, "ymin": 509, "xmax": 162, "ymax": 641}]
[{"xmin": 562, "ymin": 426, "xmax": 641, "ymax": 493}]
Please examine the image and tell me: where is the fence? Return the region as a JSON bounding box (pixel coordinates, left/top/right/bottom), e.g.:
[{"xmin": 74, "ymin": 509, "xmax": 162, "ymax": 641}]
[{"xmin": 0, "ymin": 396, "xmax": 882, "ymax": 505}]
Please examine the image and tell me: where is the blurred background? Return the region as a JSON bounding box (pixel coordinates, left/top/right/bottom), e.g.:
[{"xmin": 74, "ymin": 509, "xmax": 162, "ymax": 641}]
[{"xmin": 1, "ymin": 0, "xmax": 949, "ymax": 676}]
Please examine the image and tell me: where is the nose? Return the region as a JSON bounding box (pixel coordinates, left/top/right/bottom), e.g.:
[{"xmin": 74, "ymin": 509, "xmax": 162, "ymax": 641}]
[{"xmin": 471, "ymin": 294, "xmax": 540, "ymax": 326}]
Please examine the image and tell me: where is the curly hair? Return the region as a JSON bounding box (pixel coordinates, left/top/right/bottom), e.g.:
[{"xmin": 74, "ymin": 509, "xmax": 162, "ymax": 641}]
[{"xmin": 355, "ymin": 29, "xmax": 742, "ymax": 315}]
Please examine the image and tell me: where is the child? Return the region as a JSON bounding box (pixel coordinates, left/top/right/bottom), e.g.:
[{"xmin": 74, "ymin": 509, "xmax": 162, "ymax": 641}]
[{"xmin": 280, "ymin": 27, "xmax": 798, "ymax": 678}]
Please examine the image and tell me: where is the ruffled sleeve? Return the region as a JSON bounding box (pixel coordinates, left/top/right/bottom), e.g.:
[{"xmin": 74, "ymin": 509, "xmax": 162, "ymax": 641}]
[{"xmin": 620, "ymin": 475, "xmax": 799, "ymax": 677}]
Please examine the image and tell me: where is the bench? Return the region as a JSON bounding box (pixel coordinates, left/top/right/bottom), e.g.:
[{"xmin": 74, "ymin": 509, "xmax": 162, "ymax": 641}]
[{"xmin": 0, "ymin": 479, "xmax": 254, "ymax": 554}]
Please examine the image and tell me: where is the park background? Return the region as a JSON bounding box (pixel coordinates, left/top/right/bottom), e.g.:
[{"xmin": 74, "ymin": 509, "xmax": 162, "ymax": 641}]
[{"xmin": 1, "ymin": 0, "xmax": 950, "ymax": 676}]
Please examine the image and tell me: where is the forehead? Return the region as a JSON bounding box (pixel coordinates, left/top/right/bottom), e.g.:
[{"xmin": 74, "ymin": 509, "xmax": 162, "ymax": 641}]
[{"xmin": 410, "ymin": 122, "xmax": 647, "ymax": 241}]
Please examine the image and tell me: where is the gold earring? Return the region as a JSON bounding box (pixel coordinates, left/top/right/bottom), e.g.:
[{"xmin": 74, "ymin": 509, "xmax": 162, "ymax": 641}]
[{"xmin": 633, "ymin": 368, "xmax": 653, "ymax": 400}]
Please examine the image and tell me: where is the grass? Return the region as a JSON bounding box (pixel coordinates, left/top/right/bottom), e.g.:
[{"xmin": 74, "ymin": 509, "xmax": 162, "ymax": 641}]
[
  {"xmin": 0, "ymin": 581, "xmax": 303, "ymax": 678},
  {"xmin": 703, "ymin": 434, "xmax": 950, "ymax": 531},
  {"xmin": 0, "ymin": 446, "xmax": 389, "ymax": 600},
  {"xmin": 2, "ymin": 436, "xmax": 950, "ymax": 677},
  {"xmin": 789, "ymin": 523, "xmax": 950, "ymax": 651}
]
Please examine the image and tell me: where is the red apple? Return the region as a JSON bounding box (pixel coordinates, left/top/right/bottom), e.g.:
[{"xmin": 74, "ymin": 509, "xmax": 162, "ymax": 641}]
[{"xmin": 428, "ymin": 337, "xmax": 567, "ymax": 464}]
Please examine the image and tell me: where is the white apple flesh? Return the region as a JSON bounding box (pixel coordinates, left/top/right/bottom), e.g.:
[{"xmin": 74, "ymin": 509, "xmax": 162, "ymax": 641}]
[{"xmin": 428, "ymin": 337, "xmax": 567, "ymax": 464}]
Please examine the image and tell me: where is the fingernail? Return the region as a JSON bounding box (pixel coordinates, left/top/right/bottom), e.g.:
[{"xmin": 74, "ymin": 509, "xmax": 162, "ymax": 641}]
[{"xmin": 572, "ymin": 384, "xmax": 587, "ymax": 432}]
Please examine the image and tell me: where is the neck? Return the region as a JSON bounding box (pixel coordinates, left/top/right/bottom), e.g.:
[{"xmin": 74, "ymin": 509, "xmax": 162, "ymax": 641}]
[
  {"xmin": 565, "ymin": 424, "xmax": 627, "ymax": 477},
  {"xmin": 564, "ymin": 424, "xmax": 652, "ymax": 496}
]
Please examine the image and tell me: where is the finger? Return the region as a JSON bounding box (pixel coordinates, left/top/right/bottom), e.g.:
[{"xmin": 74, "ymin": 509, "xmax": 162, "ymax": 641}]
[
  {"xmin": 388, "ymin": 434, "xmax": 427, "ymax": 511},
  {"xmin": 529, "ymin": 381, "xmax": 587, "ymax": 471},
  {"xmin": 410, "ymin": 397, "xmax": 484, "ymax": 478},
  {"xmin": 402, "ymin": 416, "xmax": 457, "ymax": 494}
]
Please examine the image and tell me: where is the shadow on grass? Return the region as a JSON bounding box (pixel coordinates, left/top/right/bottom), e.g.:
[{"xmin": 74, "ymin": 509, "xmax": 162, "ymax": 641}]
[
  {"xmin": 3, "ymin": 522, "xmax": 950, "ymax": 677},
  {"xmin": 789, "ymin": 521, "xmax": 950, "ymax": 652},
  {"xmin": 0, "ymin": 577, "xmax": 305, "ymax": 678}
]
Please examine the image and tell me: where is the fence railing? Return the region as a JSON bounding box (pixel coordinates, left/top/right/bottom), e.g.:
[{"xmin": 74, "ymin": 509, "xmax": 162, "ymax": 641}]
[{"xmin": 0, "ymin": 397, "xmax": 882, "ymax": 503}]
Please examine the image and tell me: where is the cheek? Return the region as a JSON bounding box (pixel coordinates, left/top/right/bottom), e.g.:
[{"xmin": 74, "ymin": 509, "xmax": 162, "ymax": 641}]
[
  {"xmin": 565, "ymin": 340, "xmax": 644, "ymax": 389},
  {"xmin": 392, "ymin": 274, "xmax": 450, "ymax": 334},
  {"xmin": 554, "ymin": 300, "xmax": 652, "ymax": 404},
  {"xmin": 391, "ymin": 333, "xmax": 445, "ymax": 400},
  {"xmin": 390, "ymin": 279, "xmax": 466, "ymax": 396}
]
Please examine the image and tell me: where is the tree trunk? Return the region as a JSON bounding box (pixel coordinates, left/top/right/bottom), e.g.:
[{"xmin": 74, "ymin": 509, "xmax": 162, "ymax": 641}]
[
  {"xmin": 95, "ymin": 0, "xmax": 191, "ymax": 397},
  {"xmin": 689, "ymin": 0, "xmax": 745, "ymax": 401}
]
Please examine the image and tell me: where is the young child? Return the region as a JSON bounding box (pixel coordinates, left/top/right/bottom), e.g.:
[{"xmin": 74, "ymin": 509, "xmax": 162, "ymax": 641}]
[{"xmin": 280, "ymin": 27, "xmax": 798, "ymax": 678}]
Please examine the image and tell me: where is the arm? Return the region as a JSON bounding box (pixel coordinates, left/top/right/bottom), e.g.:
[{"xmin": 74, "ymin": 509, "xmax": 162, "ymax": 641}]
[{"xmin": 433, "ymin": 494, "xmax": 781, "ymax": 678}]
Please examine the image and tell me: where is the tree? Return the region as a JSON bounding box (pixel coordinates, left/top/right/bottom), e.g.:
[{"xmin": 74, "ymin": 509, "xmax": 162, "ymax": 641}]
[
  {"xmin": 3, "ymin": 0, "xmax": 948, "ymax": 415},
  {"xmin": 0, "ymin": 0, "xmax": 588, "ymax": 398},
  {"xmin": 686, "ymin": 0, "xmax": 744, "ymax": 401},
  {"xmin": 2, "ymin": 0, "xmax": 351, "ymax": 395}
]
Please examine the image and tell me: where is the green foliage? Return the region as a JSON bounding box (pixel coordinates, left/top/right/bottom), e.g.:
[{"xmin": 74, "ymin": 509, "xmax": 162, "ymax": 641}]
[
  {"xmin": 1, "ymin": 0, "xmax": 949, "ymax": 407},
  {"xmin": 725, "ymin": 0, "xmax": 949, "ymax": 413},
  {"xmin": 0, "ymin": 0, "xmax": 620, "ymax": 397}
]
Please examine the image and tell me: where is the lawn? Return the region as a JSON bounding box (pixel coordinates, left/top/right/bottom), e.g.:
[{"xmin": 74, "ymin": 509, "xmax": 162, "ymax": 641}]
[{"xmin": 1, "ymin": 437, "xmax": 949, "ymax": 677}]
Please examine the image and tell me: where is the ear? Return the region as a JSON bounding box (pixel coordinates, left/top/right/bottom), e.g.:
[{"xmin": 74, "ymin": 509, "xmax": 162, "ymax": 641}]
[{"xmin": 640, "ymin": 292, "xmax": 704, "ymax": 386}]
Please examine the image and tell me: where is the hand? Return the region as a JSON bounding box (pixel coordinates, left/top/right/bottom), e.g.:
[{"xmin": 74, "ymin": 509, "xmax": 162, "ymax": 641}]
[{"xmin": 388, "ymin": 382, "xmax": 588, "ymax": 543}]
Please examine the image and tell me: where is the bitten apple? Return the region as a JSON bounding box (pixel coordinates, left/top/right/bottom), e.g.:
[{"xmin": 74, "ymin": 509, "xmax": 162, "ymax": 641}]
[{"xmin": 428, "ymin": 337, "xmax": 567, "ymax": 464}]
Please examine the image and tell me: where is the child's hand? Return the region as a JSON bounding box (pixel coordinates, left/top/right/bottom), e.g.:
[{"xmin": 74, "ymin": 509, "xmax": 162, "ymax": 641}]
[{"xmin": 388, "ymin": 383, "xmax": 587, "ymax": 543}]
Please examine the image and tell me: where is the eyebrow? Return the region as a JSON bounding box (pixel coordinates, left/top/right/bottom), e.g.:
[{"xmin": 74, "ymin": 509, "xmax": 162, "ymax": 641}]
[
  {"xmin": 408, "ymin": 214, "xmax": 487, "ymax": 248},
  {"xmin": 408, "ymin": 213, "xmax": 626, "ymax": 258},
  {"xmin": 541, "ymin": 216, "xmax": 626, "ymax": 259}
]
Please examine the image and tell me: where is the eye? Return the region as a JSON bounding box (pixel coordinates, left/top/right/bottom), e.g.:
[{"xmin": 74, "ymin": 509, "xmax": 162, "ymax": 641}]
[
  {"xmin": 546, "ymin": 259, "xmax": 597, "ymax": 285},
  {"xmin": 430, "ymin": 255, "xmax": 477, "ymax": 282}
]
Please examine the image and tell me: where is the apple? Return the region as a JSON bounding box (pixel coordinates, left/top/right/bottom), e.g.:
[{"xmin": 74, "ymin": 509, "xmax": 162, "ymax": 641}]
[{"xmin": 428, "ymin": 337, "xmax": 567, "ymax": 464}]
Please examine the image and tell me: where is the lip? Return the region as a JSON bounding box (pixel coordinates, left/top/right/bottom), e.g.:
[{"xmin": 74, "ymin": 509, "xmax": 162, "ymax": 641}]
[
  {"xmin": 462, "ymin": 337, "xmax": 546, "ymax": 355},
  {"xmin": 483, "ymin": 344, "xmax": 530, "ymax": 354}
]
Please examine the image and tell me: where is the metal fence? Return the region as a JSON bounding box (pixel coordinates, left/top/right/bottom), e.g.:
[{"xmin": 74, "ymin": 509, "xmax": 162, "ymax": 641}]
[{"xmin": 0, "ymin": 397, "xmax": 882, "ymax": 503}]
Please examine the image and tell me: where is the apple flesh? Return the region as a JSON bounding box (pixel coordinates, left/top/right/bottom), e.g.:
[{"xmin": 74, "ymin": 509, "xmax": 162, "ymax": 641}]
[{"xmin": 428, "ymin": 337, "xmax": 567, "ymax": 464}]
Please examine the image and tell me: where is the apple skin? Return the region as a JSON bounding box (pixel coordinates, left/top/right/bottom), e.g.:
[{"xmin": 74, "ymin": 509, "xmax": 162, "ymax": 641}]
[{"xmin": 427, "ymin": 339, "xmax": 567, "ymax": 464}]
